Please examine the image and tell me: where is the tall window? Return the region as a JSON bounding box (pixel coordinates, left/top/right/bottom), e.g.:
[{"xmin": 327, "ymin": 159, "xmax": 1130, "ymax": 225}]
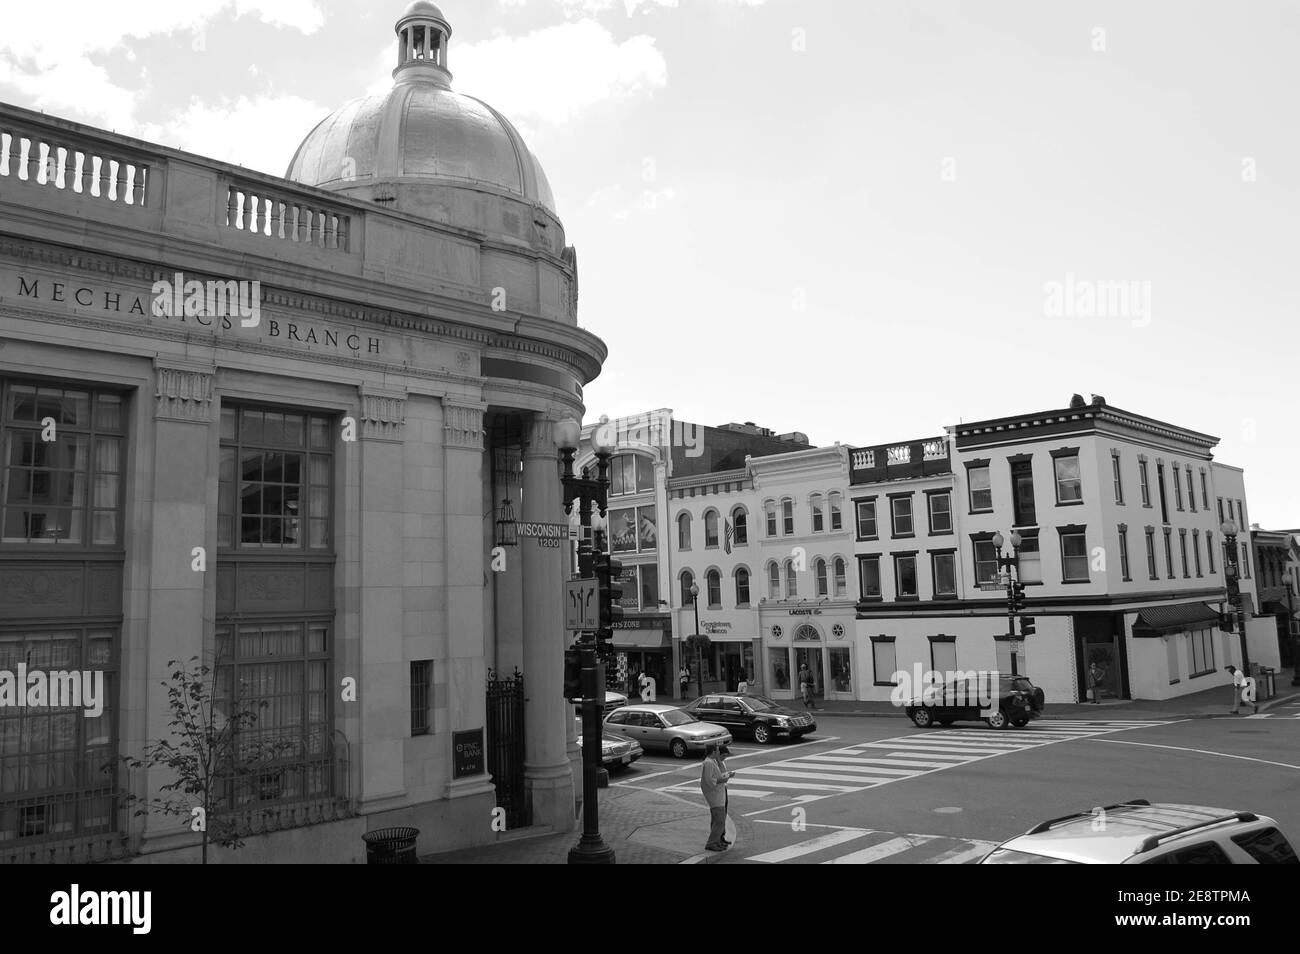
[
  {"xmin": 927, "ymin": 492, "xmax": 952, "ymax": 534},
  {"xmin": 410, "ymin": 661, "xmax": 432, "ymax": 736},
  {"xmin": 706, "ymin": 569, "xmax": 722, "ymax": 608},
  {"xmin": 2, "ymin": 384, "xmax": 125, "ymax": 545},
  {"xmin": 781, "ymin": 498, "xmax": 794, "ymax": 535},
  {"xmin": 894, "ymin": 554, "xmax": 918, "ymax": 598},
  {"xmin": 1217, "ymin": 497, "xmax": 1224, "ymax": 524},
  {"xmin": 783, "ymin": 558, "xmax": 798, "ymax": 597},
  {"xmin": 973, "ymin": 538, "xmax": 998, "ymax": 584},
  {"xmin": 829, "ymin": 492, "xmax": 843, "ymax": 531},
  {"xmin": 1241, "ymin": 543, "xmax": 1251, "ymax": 579},
  {"xmin": 1060, "ymin": 530, "xmax": 1089, "ymax": 582},
  {"xmin": 609, "ymin": 454, "xmax": 653, "ymax": 496},
  {"xmin": 833, "ymin": 557, "xmax": 847, "ymax": 596},
  {"xmin": 1163, "ymin": 528, "xmax": 1174, "ymax": 579},
  {"xmin": 1118, "ymin": 525, "xmax": 1131, "ymax": 581},
  {"xmin": 1011, "ymin": 459, "xmax": 1036, "ymax": 526},
  {"xmin": 704, "ymin": 510, "xmax": 719, "ymax": 548},
  {"xmin": 1017, "ymin": 533, "xmax": 1042, "ymax": 584},
  {"xmin": 1186, "ymin": 468, "xmax": 1196, "ymax": 512},
  {"xmin": 735, "ymin": 567, "xmax": 750, "ymax": 606},
  {"xmin": 811, "ymin": 494, "xmax": 824, "ymax": 533},
  {"xmin": 1189, "ymin": 628, "xmax": 1215, "ymax": 676},
  {"xmin": 856, "ymin": 499, "xmax": 878, "ymax": 539},
  {"xmin": 1139, "ymin": 459, "xmax": 1150, "ymax": 506},
  {"xmin": 1237, "ymin": 500, "xmax": 1246, "ymax": 532},
  {"xmin": 871, "ymin": 637, "xmax": 896, "ymax": 685},
  {"xmin": 1157, "ymin": 462, "xmax": 1168, "ymax": 523},
  {"xmin": 932, "ymin": 551, "xmax": 957, "ymax": 597},
  {"xmin": 1200, "ymin": 471, "xmax": 1209, "ymax": 510},
  {"xmin": 1192, "ymin": 530, "xmax": 1202, "ymax": 576},
  {"xmin": 732, "ymin": 508, "xmax": 748, "ymax": 546},
  {"xmin": 767, "ymin": 562, "xmax": 780, "ymax": 599},
  {"xmin": 677, "ymin": 512, "xmax": 692, "ymax": 550},
  {"xmin": 1145, "ymin": 528, "xmax": 1158, "ymax": 580},
  {"xmin": 765, "ymin": 500, "xmax": 777, "ymax": 537},
  {"xmin": 815, "ymin": 558, "xmax": 828, "ymax": 596},
  {"xmin": 890, "ymin": 496, "xmax": 914, "ymax": 536},
  {"xmin": 1206, "ymin": 531, "xmax": 1216, "ymax": 573},
  {"xmin": 609, "ymin": 505, "xmax": 656, "ymax": 554},
  {"xmin": 1173, "ymin": 464, "xmax": 1184, "ymax": 510},
  {"xmin": 859, "ymin": 555, "xmax": 882, "ymax": 599},
  {"xmin": 1054, "ymin": 454, "xmax": 1082, "ymax": 504},
  {"xmin": 968, "ymin": 465, "xmax": 992, "ymax": 512},
  {"xmin": 1112, "ymin": 453, "xmax": 1124, "ymax": 504},
  {"xmin": 1179, "ymin": 529, "xmax": 1189, "ymax": 578},
  {"xmin": 680, "ymin": 570, "xmax": 695, "ymax": 606}
]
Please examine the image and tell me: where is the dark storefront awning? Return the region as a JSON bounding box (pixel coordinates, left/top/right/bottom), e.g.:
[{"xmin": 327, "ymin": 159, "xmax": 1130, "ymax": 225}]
[
  {"xmin": 612, "ymin": 630, "xmax": 670, "ymax": 649},
  {"xmin": 1259, "ymin": 601, "xmax": 1291, "ymax": 616},
  {"xmin": 1132, "ymin": 602, "xmax": 1221, "ymax": 637}
]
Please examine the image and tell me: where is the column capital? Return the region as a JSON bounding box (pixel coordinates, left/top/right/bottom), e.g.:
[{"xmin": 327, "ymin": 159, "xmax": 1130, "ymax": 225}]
[
  {"xmin": 522, "ymin": 410, "xmax": 564, "ymax": 460},
  {"xmin": 154, "ymin": 359, "xmax": 215, "ymax": 423},
  {"xmin": 358, "ymin": 384, "xmax": 406, "ymax": 441},
  {"xmin": 443, "ymin": 399, "xmax": 487, "ymax": 450}
]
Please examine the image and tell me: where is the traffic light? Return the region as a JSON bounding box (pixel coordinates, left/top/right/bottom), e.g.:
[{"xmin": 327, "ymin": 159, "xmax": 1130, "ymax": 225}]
[
  {"xmin": 1019, "ymin": 615, "xmax": 1036, "ymax": 637},
  {"xmin": 1010, "ymin": 581, "xmax": 1027, "ymax": 614},
  {"xmin": 595, "ymin": 550, "xmax": 625, "ymax": 632},
  {"xmin": 563, "ymin": 648, "xmax": 583, "ymax": 701},
  {"xmin": 1219, "ymin": 612, "xmax": 1235, "ymax": 633}
]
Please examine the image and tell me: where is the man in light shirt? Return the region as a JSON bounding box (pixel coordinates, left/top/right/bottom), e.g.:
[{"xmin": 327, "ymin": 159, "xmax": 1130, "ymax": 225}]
[{"xmin": 701, "ymin": 742, "xmax": 735, "ymax": 852}]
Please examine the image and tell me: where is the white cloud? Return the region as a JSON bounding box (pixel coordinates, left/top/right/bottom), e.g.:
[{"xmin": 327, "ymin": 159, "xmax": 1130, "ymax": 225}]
[{"xmin": 453, "ymin": 20, "xmax": 667, "ymax": 126}]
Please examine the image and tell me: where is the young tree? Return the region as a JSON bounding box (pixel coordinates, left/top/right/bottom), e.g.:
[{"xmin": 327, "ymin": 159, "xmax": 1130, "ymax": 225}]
[{"xmin": 122, "ymin": 656, "xmax": 278, "ymax": 864}]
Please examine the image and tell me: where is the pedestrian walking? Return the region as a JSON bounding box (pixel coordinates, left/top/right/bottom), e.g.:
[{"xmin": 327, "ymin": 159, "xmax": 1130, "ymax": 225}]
[
  {"xmin": 799, "ymin": 663, "xmax": 817, "ymax": 709},
  {"xmin": 680, "ymin": 664, "xmax": 690, "ymax": 699},
  {"xmin": 1225, "ymin": 665, "xmax": 1242, "ymax": 713},
  {"xmin": 700, "ymin": 741, "xmax": 735, "ymax": 852},
  {"xmin": 1087, "ymin": 660, "xmax": 1105, "ymax": 704},
  {"xmin": 737, "ymin": 668, "xmax": 748, "ymax": 695}
]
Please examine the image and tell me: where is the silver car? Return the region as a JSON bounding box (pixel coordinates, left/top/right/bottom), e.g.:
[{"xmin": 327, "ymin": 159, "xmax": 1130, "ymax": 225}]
[{"xmin": 603, "ymin": 703, "xmax": 732, "ymax": 759}]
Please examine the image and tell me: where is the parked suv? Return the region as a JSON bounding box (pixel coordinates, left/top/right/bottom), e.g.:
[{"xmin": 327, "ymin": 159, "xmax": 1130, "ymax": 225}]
[
  {"xmin": 681, "ymin": 693, "xmax": 817, "ymax": 744},
  {"xmin": 980, "ymin": 800, "xmax": 1300, "ymax": 864},
  {"xmin": 905, "ymin": 672, "xmax": 1043, "ymax": 729}
]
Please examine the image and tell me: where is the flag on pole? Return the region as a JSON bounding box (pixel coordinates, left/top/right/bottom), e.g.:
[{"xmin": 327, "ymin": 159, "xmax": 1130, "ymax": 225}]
[{"xmin": 724, "ymin": 519, "xmax": 733, "ymax": 554}]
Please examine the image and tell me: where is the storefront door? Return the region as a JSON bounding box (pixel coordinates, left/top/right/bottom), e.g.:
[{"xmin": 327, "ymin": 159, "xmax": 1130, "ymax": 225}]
[{"xmin": 795, "ymin": 646, "xmax": 824, "ymax": 699}]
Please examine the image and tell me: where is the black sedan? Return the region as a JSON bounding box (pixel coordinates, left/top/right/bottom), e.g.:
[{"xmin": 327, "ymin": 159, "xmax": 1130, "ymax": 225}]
[
  {"xmin": 681, "ymin": 693, "xmax": 817, "ymax": 744},
  {"xmin": 905, "ymin": 673, "xmax": 1044, "ymax": 729}
]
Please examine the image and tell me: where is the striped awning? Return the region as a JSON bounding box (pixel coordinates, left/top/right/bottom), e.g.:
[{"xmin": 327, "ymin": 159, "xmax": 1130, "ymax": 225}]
[{"xmin": 1131, "ymin": 602, "xmax": 1221, "ymax": 637}]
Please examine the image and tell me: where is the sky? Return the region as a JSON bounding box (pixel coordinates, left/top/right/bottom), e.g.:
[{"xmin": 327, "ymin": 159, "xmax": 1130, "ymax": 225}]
[{"xmin": 2, "ymin": 0, "xmax": 1298, "ymax": 526}]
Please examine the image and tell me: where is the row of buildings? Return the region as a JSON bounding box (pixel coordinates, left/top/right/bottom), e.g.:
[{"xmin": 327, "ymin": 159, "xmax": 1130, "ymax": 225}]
[{"xmin": 571, "ymin": 400, "xmax": 1298, "ymax": 708}]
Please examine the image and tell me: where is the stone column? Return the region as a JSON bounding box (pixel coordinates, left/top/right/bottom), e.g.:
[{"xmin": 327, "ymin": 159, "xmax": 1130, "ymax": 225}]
[
  {"xmin": 139, "ymin": 359, "xmax": 214, "ymax": 854},
  {"xmin": 442, "ymin": 400, "xmax": 496, "ymax": 807},
  {"xmin": 354, "ymin": 385, "xmax": 408, "ymax": 812},
  {"xmin": 521, "ymin": 411, "xmax": 576, "ymax": 832}
]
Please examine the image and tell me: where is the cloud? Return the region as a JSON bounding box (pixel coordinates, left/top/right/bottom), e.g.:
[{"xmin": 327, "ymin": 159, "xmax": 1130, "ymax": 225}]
[{"xmin": 453, "ymin": 20, "xmax": 667, "ymax": 126}]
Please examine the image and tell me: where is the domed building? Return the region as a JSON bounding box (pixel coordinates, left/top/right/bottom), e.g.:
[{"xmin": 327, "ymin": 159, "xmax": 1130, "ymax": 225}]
[{"xmin": 0, "ymin": 2, "xmax": 602, "ymax": 862}]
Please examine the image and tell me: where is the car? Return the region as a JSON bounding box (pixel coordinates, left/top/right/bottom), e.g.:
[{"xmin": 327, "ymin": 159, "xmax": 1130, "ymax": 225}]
[
  {"xmin": 576, "ymin": 727, "xmax": 644, "ymax": 772},
  {"xmin": 603, "ymin": 703, "xmax": 732, "ymax": 758},
  {"xmin": 681, "ymin": 693, "xmax": 816, "ymax": 744},
  {"xmin": 979, "ymin": 799, "xmax": 1300, "ymax": 864},
  {"xmin": 904, "ymin": 672, "xmax": 1044, "ymax": 729}
]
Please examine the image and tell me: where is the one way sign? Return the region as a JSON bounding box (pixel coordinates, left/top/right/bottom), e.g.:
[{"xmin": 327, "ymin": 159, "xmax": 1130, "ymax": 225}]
[{"xmin": 565, "ymin": 579, "xmax": 599, "ymax": 633}]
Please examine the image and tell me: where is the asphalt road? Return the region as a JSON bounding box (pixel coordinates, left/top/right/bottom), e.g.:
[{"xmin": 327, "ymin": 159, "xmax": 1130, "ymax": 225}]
[{"xmin": 608, "ymin": 712, "xmax": 1300, "ymax": 864}]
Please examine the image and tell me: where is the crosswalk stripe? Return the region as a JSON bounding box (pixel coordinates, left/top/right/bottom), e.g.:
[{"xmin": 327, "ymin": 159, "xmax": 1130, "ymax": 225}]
[
  {"xmin": 712, "ymin": 777, "xmax": 860, "ymax": 792},
  {"xmin": 748, "ymin": 829, "xmax": 872, "ymax": 862},
  {"xmin": 867, "ymin": 744, "xmax": 1010, "ymax": 756},
  {"xmin": 741, "ymin": 767, "xmax": 895, "ymax": 784},
  {"xmin": 727, "ymin": 789, "xmax": 774, "ymax": 798},
  {"xmin": 834, "ymin": 757, "xmax": 962, "ymax": 769},
  {"xmin": 787, "ymin": 760, "xmax": 917, "ymax": 776},
  {"xmin": 932, "ymin": 843, "xmax": 995, "ymax": 864},
  {"xmin": 885, "ymin": 738, "xmax": 1033, "ymax": 750},
  {"xmin": 823, "ymin": 836, "xmax": 933, "ymax": 864}
]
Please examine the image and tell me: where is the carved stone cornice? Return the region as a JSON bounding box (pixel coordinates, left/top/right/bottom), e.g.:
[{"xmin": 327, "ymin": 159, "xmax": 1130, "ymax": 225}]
[
  {"xmin": 358, "ymin": 385, "xmax": 406, "ymax": 442},
  {"xmin": 443, "ymin": 400, "xmax": 486, "ymax": 451},
  {"xmin": 154, "ymin": 361, "xmax": 214, "ymax": 423}
]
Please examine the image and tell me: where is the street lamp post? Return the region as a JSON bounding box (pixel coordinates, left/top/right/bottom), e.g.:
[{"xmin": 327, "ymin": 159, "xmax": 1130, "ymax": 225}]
[
  {"xmin": 1284, "ymin": 578, "xmax": 1297, "ymax": 686},
  {"xmin": 556, "ymin": 417, "xmax": 616, "ymax": 865},
  {"xmin": 992, "ymin": 530, "xmax": 1023, "ymax": 677},
  {"xmin": 689, "ymin": 582, "xmax": 703, "ymax": 698},
  {"xmin": 1221, "ymin": 521, "xmax": 1251, "ymax": 676}
]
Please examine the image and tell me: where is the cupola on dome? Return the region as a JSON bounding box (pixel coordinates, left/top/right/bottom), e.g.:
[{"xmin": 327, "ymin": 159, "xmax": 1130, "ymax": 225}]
[{"xmin": 286, "ymin": 2, "xmax": 556, "ymax": 218}]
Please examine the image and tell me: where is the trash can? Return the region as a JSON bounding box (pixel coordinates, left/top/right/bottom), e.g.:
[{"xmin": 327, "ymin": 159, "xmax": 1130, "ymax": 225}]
[{"xmin": 362, "ymin": 827, "xmax": 420, "ymax": 864}]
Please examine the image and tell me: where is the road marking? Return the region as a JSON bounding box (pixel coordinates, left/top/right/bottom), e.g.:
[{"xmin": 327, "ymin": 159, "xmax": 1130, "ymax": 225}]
[
  {"xmin": 747, "ymin": 829, "xmax": 872, "ymax": 862},
  {"xmin": 824, "ymin": 835, "xmax": 935, "ymax": 864},
  {"xmin": 1087, "ymin": 737, "xmax": 1300, "ymax": 771},
  {"xmin": 932, "ymin": 843, "xmax": 995, "ymax": 864}
]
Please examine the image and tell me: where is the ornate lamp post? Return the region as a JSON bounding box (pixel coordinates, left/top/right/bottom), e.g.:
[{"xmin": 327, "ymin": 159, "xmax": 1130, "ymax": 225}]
[
  {"xmin": 689, "ymin": 581, "xmax": 704, "ymax": 698},
  {"xmin": 992, "ymin": 530, "xmax": 1023, "ymax": 677},
  {"xmin": 1221, "ymin": 520, "xmax": 1251, "ymax": 675},
  {"xmin": 556, "ymin": 417, "xmax": 616, "ymax": 865},
  {"xmin": 1284, "ymin": 576, "xmax": 1297, "ymax": 686}
]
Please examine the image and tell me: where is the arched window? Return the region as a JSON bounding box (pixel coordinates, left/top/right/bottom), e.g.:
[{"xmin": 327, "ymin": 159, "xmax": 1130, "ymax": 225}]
[
  {"xmin": 811, "ymin": 494, "xmax": 825, "ymax": 533},
  {"xmin": 706, "ymin": 569, "xmax": 722, "ymax": 608},
  {"xmin": 767, "ymin": 561, "xmax": 780, "ymax": 599},
  {"xmin": 765, "ymin": 500, "xmax": 777, "ymax": 537},
  {"xmin": 735, "ymin": 567, "xmax": 751, "ymax": 606},
  {"xmin": 781, "ymin": 498, "xmax": 795, "ymax": 535},
  {"xmin": 732, "ymin": 506, "xmax": 748, "ymax": 546},
  {"xmin": 680, "ymin": 569, "xmax": 695, "ymax": 606},
  {"xmin": 815, "ymin": 558, "xmax": 828, "ymax": 596},
  {"xmin": 677, "ymin": 512, "xmax": 691, "ymax": 550},
  {"xmin": 704, "ymin": 509, "xmax": 719, "ymax": 548},
  {"xmin": 784, "ymin": 558, "xmax": 798, "ymax": 597},
  {"xmin": 829, "ymin": 492, "xmax": 843, "ymax": 531},
  {"xmin": 833, "ymin": 557, "xmax": 847, "ymax": 596}
]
